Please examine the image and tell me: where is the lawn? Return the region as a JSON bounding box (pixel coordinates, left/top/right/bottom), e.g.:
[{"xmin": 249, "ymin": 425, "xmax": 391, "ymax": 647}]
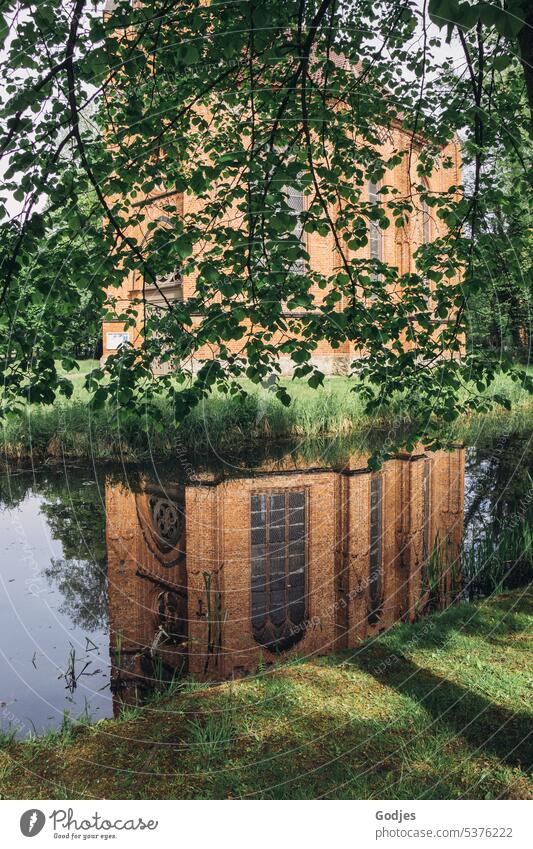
[{"xmin": 1, "ymin": 589, "xmax": 531, "ymax": 800}]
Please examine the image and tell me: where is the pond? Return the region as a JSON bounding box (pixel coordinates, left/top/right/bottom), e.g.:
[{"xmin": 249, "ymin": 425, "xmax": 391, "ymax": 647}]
[{"xmin": 0, "ymin": 432, "xmax": 531, "ymax": 737}]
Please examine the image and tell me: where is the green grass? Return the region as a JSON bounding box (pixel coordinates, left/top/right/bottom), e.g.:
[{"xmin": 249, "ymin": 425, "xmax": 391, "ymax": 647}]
[
  {"xmin": 0, "ymin": 589, "xmax": 531, "ymax": 800},
  {"xmin": 1, "ymin": 361, "xmax": 532, "ymax": 463},
  {"xmin": 187, "ymin": 704, "xmax": 236, "ymax": 765}
]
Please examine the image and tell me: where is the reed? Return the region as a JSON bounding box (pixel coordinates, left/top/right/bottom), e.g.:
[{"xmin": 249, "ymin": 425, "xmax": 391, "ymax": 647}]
[
  {"xmin": 1, "ymin": 368, "xmax": 531, "ymax": 464},
  {"xmin": 417, "ymin": 532, "xmax": 462, "ymax": 616},
  {"xmin": 461, "ymin": 511, "xmax": 533, "ymax": 600},
  {"xmin": 417, "ymin": 507, "xmax": 533, "ymax": 617}
]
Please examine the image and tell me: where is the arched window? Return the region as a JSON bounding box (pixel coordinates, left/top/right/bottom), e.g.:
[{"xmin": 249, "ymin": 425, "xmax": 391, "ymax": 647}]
[
  {"xmin": 368, "ymin": 475, "xmax": 384, "ymax": 625},
  {"xmin": 251, "ymin": 490, "xmax": 307, "ymax": 651},
  {"xmin": 368, "ymin": 181, "xmax": 382, "ymax": 263},
  {"xmin": 286, "ymin": 185, "xmax": 305, "ymax": 239},
  {"xmin": 145, "ymin": 215, "xmax": 183, "ymax": 306},
  {"xmin": 262, "ymin": 147, "xmax": 307, "ymax": 277}
]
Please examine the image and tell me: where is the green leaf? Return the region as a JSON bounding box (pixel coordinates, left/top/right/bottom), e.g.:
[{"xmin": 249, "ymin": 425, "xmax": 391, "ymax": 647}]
[
  {"xmin": 276, "ymin": 388, "xmax": 291, "ymax": 407},
  {"xmin": 492, "ymin": 54, "xmax": 513, "ymax": 71},
  {"xmin": 308, "ymin": 372, "xmax": 324, "ymax": 389},
  {"xmin": 0, "ymin": 14, "xmax": 8, "ymax": 49}
]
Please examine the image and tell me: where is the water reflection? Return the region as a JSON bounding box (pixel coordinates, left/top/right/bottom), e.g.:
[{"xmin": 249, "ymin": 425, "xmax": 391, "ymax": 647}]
[
  {"xmin": 106, "ymin": 448, "xmax": 465, "ymax": 710},
  {"xmin": 7, "ymin": 434, "xmax": 527, "ymax": 734},
  {"xmin": 0, "ymin": 471, "xmax": 110, "ymax": 736}
]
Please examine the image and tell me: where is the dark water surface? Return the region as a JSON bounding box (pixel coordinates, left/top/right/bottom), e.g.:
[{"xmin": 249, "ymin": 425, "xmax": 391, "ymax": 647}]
[{"xmin": 0, "ymin": 433, "xmax": 531, "ymax": 736}]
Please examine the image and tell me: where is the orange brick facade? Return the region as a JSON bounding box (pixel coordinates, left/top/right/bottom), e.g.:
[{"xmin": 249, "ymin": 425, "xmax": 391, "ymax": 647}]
[
  {"xmin": 106, "ymin": 448, "xmax": 464, "ymax": 708},
  {"xmin": 102, "ymin": 122, "xmax": 462, "ymax": 375}
]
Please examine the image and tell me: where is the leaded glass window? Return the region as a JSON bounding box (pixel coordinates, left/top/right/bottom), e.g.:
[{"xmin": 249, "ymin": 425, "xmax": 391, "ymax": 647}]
[{"xmin": 251, "ymin": 490, "xmax": 307, "ymax": 651}]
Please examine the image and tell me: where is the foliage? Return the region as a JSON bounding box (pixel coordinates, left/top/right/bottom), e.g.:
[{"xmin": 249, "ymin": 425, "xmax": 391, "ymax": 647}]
[
  {"xmin": 0, "ymin": 1, "xmax": 532, "ymax": 460},
  {"xmin": 462, "ymin": 429, "xmax": 533, "ymax": 596},
  {"xmin": 464, "ymin": 120, "xmax": 532, "ymax": 360},
  {"xmin": 462, "ymin": 509, "xmax": 533, "ymax": 597},
  {"xmin": 28, "ymin": 196, "xmax": 105, "ymax": 360}
]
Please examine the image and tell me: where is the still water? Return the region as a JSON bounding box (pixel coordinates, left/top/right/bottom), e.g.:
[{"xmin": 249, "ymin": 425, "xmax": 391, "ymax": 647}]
[{"xmin": 0, "ymin": 433, "xmax": 531, "ymax": 736}]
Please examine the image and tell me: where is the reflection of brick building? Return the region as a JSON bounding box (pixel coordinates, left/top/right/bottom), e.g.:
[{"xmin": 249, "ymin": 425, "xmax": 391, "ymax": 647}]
[{"xmin": 106, "ymin": 449, "xmax": 464, "ymax": 705}]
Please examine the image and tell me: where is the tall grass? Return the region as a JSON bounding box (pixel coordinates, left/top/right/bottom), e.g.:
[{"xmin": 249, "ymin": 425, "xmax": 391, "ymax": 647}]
[
  {"xmin": 461, "ymin": 512, "xmax": 533, "ymax": 600},
  {"xmin": 1, "ymin": 368, "xmax": 531, "ymax": 463},
  {"xmin": 417, "ymin": 508, "xmax": 533, "ymax": 616},
  {"xmin": 187, "ymin": 705, "xmax": 235, "ymax": 765},
  {"xmin": 417, "ymin": 533, "xmax": 462, "ymax": 615},
  {"xmin": 0, "ymin": 384, "xmax": 379, "ymax": 463}
]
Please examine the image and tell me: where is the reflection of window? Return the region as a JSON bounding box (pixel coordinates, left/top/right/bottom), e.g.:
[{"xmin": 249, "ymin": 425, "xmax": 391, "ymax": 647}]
[
  {"xmin": 149, "ymin": 496, "xmax": 183, "ymax": 550},
  {"xmin": 368, "ymin": 475, "xmax": 383, "ymax": 625},
  {"xmin": 368, "ymin": 181, "xmax": 382, "ymax": 262},
  {"xmin": 423, "ymin": 459, "xmax": 431, "ymax": 561},
  {"xmin": 156, "ymin": 589, "xmax": 188, "ymax": 646},
  {"xmin": 251, "ymin": 490, "xmax": 307, "ymax": 651},
  {"xmin": 136, "ymin": 487, "xmax": 185, "ymax": 567}
]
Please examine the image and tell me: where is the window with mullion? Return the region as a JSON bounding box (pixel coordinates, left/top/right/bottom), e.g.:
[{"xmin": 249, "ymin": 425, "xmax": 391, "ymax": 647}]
[
  {"xmin": 247, "ymin": 162, "xmax": 307, "ymax": 294},
  {"xmin": 283, "ymin": 183, "xmax": 307, "ymax": 280},
  {"xmin": 251, "ymin": 489, "xmax": 307, "ymax": 651}
]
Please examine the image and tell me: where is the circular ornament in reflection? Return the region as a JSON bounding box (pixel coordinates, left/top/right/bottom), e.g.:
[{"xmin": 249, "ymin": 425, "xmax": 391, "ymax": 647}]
[{"xmin": 149, "ymin": 497, "xmax": 183, "ymax": 549}]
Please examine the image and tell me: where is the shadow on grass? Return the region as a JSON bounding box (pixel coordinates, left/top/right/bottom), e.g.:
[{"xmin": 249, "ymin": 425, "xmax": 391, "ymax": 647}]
[{"xmin": 346, "ymin": 648, "xmax": 532, "ymax": 771}]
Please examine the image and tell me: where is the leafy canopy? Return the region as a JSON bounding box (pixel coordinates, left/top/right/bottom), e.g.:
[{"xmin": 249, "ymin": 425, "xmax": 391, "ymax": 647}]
[{"xmin": 0, "ymin": 0, "xmax": 531, "ymax": 457}]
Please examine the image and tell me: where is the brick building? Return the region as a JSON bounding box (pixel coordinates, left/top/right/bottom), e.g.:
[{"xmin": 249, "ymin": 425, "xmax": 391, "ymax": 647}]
[
  {"xmin": 101, "ymin": 50, "xmax": 462, "ymax": 375},
  {"xmin": 106, "ymin": 448, "xmax": 464, "ymax": 707}
]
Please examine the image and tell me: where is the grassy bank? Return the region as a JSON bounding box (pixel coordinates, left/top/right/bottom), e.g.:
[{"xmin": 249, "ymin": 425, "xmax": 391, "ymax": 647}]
[
  {"xmin": 1, "ymin": 362, "xmax": 532, "ymax": 463},
  {"xmin": 1, "ymin": 590, "xmax": 531, "ymax": 800}
]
